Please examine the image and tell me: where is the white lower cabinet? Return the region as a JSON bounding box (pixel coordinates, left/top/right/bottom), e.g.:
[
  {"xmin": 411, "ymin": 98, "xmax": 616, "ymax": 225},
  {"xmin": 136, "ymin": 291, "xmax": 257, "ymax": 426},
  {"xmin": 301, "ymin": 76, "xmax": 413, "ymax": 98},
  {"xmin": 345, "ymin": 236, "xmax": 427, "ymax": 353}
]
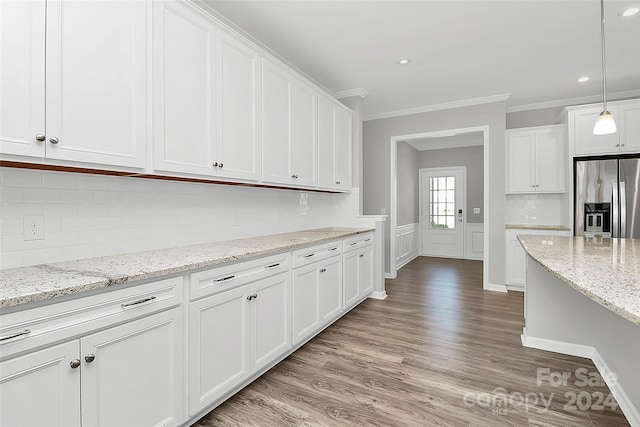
[
  {"xmin": 0, "ymin": 308, "xmax": 183, "ymax": 427},
  {"xmin": 343, "ymin": 234, "xmax": 374, "ymax": 310},
  {"xmin": 0, "ymin": 341, "xmax": 81, "ymax": 427},
  {"xmin": 188, "ymin": 272, "xmax": 290, "ymax": 416},
  {"xmin": 292, "ymin": 254, "xmax": 342, "ymax": 345},
  {"xmin": 505, "ymin": 229, "xmax": 570, "ymax": 290}
]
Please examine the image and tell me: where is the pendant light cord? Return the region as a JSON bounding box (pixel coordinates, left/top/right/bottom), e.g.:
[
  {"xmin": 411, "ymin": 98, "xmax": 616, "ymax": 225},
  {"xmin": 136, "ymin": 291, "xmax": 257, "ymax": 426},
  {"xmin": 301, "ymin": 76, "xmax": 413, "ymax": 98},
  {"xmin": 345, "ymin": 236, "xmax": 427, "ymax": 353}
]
[{"xmin": 601, "ymin": 0, "xmax": 608, "ymax": 111}]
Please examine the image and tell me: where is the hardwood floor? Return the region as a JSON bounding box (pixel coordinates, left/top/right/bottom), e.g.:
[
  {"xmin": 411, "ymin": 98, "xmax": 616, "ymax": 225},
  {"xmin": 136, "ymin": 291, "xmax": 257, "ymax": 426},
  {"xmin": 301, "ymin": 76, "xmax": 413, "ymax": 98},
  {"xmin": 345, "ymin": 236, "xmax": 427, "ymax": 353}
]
[{"xmin": 192, "ymin": 257, "xmax": 630, "ymax": 426}]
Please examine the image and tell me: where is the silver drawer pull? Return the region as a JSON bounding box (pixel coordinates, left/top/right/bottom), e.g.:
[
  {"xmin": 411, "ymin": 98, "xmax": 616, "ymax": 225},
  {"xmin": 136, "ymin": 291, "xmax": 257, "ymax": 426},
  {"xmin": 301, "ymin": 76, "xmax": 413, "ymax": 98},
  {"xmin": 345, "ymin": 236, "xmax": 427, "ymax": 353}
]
[
  {"xmin": 214, "ymin": 275, "xmax": 235, "ymax": 283},
  {"xmin": 121, "ymin": 296, "xmax": 156, "ymax": 308},
  {"xmin": 329, "ymin": 247, "xmax": 338, "ymax": 251},
  {"xmin": 359, "ymin": 254, "xmax": 364, "ymax": 258},
  {"xmin": 350, "ymin": 242, "xmax": 358, "ymax": 246},
  {"xmin": 0, "ymin": 329, "xmax": 31, "ymax": 342},
  {"xmin": 303, "ymin": 253, "xmax": 315, "ymax": 258},
  {"xmin": 264, "ymin": 263, "xmax": 280, "ymax": 270},
  {"xmin": 364, "ymin": 238, "xmax": 371, "ymax": 242}
]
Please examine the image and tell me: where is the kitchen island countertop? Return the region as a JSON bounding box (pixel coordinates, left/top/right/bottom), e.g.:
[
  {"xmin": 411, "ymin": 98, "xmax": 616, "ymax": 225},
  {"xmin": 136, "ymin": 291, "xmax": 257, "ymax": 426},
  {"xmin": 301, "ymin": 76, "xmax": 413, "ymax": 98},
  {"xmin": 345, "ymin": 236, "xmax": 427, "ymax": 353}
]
[
  {"xmin": 517, "ymin": 235, "xmax": 640, "ymax": 326},
  {"xmin": 0, "ymin": 227, "xmax": 373, "ymax": 309}
]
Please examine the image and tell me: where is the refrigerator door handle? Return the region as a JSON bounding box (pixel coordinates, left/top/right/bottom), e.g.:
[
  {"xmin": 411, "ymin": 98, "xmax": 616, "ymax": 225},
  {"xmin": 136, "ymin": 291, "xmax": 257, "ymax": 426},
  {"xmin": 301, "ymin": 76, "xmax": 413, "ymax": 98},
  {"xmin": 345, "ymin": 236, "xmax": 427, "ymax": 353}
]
[
  {"xmin": 612, "ymin": 182, "xmax": 619, "ymax": 238},
  {"xmin": 620, "ymin": 181, "xmax": 626, "ymax": 237}
]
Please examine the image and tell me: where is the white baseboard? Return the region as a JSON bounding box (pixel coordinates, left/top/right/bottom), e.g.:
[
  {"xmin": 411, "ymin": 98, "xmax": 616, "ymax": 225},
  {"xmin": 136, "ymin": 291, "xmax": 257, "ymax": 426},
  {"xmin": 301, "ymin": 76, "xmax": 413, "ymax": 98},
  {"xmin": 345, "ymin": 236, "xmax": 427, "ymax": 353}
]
[
  {"xmin": 506, "ymin": 284, "xmax": 524, "ymax": 292},
  {"xmin": 484, "ymin": 282, "xmax": 508, "ymax": 293},
  {"xmin": 369, "ymin": 291, "xmax": 388, "ymax": 300},
  {"xmin": 384, "ymin": 272, "xmax": 396, "ymax": 279},
  {"xmin": 396, "ymin": 250, "xmax": 418, "ymax": 270},
  {"xmin": 521, "ymin": 328, "xmax": 640, "ymax": 427}
]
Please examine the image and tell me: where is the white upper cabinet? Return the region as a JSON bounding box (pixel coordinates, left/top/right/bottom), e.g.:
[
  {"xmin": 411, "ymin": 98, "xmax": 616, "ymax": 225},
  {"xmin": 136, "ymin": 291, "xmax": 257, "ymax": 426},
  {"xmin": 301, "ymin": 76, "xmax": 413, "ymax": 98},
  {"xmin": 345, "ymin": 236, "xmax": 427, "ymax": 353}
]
[
  {"xmin": 506, "ymin": 124, "xmax": 566, "ymax": 193},
  {"xmin": 215, "ymin": 30, "xmax": 262, "ymax": 181},
  {"xmin": 318, "ymin": 94, "xmax": 352, "ymax": 191},
  {"xmin": 569, "ymin": 99, "xmax": 640, "ymax": 156},
  {"xmin": 262, "ymin": 59, "xmax": 318, "ymax": 188},
  {"xmin": 0, "ymin": 0, "xmax": 46, "ymax": 158},
  {"xmin": 1, "ymin": 0, "xmax": 149, "ymax": 168},
  {"xmin": 153, "ymin": 0, "xmax": 216, "ymax": 176}
]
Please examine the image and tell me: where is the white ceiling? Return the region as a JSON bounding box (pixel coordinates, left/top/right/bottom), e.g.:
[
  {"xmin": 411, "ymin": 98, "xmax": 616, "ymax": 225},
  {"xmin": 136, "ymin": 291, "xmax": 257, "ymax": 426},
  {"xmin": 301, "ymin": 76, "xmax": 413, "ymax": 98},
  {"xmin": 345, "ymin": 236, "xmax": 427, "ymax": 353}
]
[{"xmin": 200, "ymin": 0, "xmax": 640, "ymax": 121}]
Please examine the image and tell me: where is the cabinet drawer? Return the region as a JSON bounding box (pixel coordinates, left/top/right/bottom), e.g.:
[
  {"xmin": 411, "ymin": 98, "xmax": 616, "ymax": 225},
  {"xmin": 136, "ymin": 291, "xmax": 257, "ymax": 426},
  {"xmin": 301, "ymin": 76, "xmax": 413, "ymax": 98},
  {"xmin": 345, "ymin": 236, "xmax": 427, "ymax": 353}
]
[
  {"xmin": 342, "ymin": 233, "xmax": 373, "ymax": 253},
  {"xmin": 292, "ymin": 240, "xmax": 342, "ymax": 268},
  {"xmin": 189, "ymin": 253, "xmax": 290, "ymax": 300},
  {"xmin": 0, "ymin": 276, "xmax": 183, "ymax": 361}
]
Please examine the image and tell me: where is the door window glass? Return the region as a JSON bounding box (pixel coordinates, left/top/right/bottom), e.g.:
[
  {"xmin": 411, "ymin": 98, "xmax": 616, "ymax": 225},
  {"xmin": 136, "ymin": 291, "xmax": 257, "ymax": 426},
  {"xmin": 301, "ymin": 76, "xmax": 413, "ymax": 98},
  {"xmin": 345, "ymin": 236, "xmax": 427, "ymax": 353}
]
[{"xmin": 429, "ymin": 176, "xmax": 455, "ymax": 229}]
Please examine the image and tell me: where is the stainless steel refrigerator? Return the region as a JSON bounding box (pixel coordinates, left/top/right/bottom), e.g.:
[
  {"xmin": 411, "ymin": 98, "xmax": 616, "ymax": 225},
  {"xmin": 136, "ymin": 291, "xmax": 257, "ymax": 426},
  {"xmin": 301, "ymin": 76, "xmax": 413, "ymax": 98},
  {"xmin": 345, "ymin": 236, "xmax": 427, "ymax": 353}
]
[{"xmin": 574, "ymin": 156, "xmax": 640, "ymax": 238}]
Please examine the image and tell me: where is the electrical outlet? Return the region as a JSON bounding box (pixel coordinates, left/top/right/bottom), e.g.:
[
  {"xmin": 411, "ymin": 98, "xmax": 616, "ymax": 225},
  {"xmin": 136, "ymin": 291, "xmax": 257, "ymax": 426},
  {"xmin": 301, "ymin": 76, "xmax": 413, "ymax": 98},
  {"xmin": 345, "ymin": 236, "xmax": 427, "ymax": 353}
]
[
  {"xmin": 473, "ymin": 208, "xmax": 481, "ymax": 214},
  {"xmin": 24, "ymin": 215, "xmax": 44, "ymax": 241}
]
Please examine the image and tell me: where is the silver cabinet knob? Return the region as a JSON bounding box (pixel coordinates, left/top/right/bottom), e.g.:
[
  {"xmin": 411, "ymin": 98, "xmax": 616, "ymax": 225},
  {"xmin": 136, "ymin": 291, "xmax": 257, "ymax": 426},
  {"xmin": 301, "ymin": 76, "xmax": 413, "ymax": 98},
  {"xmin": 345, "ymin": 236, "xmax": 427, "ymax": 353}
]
[
  {"xmin": 219, "ymin": 163, "xmax": 223, "ymax": 168},
  {"xmin": 70, "ymin": 359, "xmax": 81, "ymax": 369},
  {"xmin": 35, "ymin": 134, "xmax": 46, "ymax": 142},
  {"xmin": 212, "ymin": 162, "xmax": 218, "ymax": 167},
  {"xmin": 359, "ymin": 254, "xmax": 364, "ymax": 258},
  {"xmin": 246, "ymin": 293, "xmax": 258, "ymax": 301},
  {"xmin": 49, "ymin": 136, "xmax": 59, "ymax": 144},
  {"xmin": 616, "ymin": 144, "xmax": 620, "ymax": 147},
  {"xmin": 85, "ymin": 354, "xmax": 95, "ymax": 363},
  {"xmin": 335, "ymin": 181, "xmax": 340, "ymax": 185},
  {"xmin": 621, "ymin": 144, "xmax": 625, "ymax": 147}
]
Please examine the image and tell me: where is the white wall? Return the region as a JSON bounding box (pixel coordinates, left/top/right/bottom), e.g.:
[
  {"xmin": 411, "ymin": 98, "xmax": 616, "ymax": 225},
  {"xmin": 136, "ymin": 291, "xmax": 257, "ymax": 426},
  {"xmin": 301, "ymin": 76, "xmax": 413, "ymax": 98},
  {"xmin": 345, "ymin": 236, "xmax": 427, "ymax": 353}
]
[{"xmin": 0, "ymin": 167, "xmax": 359, "ymax": 269}]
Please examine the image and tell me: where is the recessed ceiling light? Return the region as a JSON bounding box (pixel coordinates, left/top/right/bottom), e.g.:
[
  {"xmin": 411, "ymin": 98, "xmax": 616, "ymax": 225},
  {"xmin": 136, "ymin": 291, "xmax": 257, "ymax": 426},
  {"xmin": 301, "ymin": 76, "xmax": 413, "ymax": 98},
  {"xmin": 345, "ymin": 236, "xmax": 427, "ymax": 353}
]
[
  {"xmin": 578, "ymin": 76, "xmax": 590, "ymax": 83},
  {"xmin": 621, "ymin": 6, "xmax": 639, "ymax": 16},
  {"xmin": 397, "ymin": 57, "xmax": 411, "ymax": 65}
]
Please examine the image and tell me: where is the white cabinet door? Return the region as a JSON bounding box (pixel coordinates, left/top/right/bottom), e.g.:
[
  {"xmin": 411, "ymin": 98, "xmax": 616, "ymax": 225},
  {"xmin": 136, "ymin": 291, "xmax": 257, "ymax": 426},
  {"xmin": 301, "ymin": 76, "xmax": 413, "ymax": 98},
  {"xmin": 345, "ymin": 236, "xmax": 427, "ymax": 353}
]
[
  {"xmin": 0, "ymin": 0, "xmax": 46, "ymax": 158},
  {"xmin": 290, "ymin": 78, "xmax": 317, "ymax": 187},
  {"xmin": 343, "ymin": 250, "xmax": 360, "ymax": 309},
  {"xmin": 506, "ymin": 131, "xmax": 535, "ymax": 192},
  {"xmin": 292, "ymin": 263, "xmax": 320, "ymax": 345},
  {"xmin": 216, "ymin": 31, "xmax": 261, "ymax": 181},
  {"xmin": 358, "ymin": 246, "xmax": 374, "ymax": 298},
  {"xmin": 334, "ymin": 104, "xmax": 352, "ymax": 190},
  {"xmin": 189, "ymin": 285, "xmax": 249, "ymax": 415},
  {"xmin": 252, "ymin": 273, "xmax": 291, "ymax": 371},
  {"xmin": 81, "ymin": 308, "xmax": 183, "ymax": 427},
  {"xmin": 153, "ymin": 0, "xmax": 216, "ymax": 176},
  {"xmin": 619, "ymin": 101, "xmax": 640, "ymax": 153},
  {"xmin": 45, "ymin": 0, "xmax": 148, "ymax": 167},
  {"xmin": 319, "ymin": 257, "xmax": 342, "ymax": 325},
  {"xmin": 262, "ymin": 61, "xmax": 292, "ymax": 185},
  {"xmin": 505, "ymin": 238, "xmax": 527, "ymax": 286},
  {"xmin": 573, "ymin": 105, "xmax": 620, "ymax": 155},
  {"xmin": 0, "ymin": 340, "xmax": 80, "ymax": 427},
  {"xmin": 535, "ymin": 126, "xmax": 565, "ymax": 193},
  {"xmin": 318, "ymin": 94, "xmax": 352, "ymax": 191},
  {"xmin": 317, "ymin": 95, "xmax": 336, "ymax": 189}
]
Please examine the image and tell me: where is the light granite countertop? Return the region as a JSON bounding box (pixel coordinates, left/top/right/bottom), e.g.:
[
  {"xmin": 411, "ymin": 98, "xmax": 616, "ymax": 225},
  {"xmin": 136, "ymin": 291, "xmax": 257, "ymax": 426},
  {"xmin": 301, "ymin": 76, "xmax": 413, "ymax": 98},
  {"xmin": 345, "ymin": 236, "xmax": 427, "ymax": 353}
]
[
  {"xmin": 0, "ymin": 227, "xmax": 373, "ymax": 310},
  {"xmin": 518, "ymin": 235, "xmax": 640, "ymax": 326},
  {"xmin": 506, "ymin": 224, "xmax": 571, "ymax": 231}
]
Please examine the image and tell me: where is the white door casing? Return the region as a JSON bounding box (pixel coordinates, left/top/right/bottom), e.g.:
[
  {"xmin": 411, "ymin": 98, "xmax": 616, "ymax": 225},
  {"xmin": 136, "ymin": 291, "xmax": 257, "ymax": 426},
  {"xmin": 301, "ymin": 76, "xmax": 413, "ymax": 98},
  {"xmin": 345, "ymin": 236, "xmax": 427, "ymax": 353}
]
[{"xmin": 420, "ymin": 167, "xmax": 466, "ymax": 258}]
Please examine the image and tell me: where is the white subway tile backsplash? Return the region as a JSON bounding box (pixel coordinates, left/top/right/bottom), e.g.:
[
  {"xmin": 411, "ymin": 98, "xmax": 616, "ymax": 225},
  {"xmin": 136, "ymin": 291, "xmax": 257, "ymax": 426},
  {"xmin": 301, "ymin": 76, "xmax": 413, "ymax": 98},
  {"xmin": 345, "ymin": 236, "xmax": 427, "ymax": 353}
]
[
  {"xmin": 1, "ymin": 167, "xmax": 357, "ymax": 269},
  {"xmin": 2, "ymin": 169, "xmax": 42, "ymax": 187},
  {"xmin": 23, "ymin": 188, "xmax": 61, "ymax": 203}
]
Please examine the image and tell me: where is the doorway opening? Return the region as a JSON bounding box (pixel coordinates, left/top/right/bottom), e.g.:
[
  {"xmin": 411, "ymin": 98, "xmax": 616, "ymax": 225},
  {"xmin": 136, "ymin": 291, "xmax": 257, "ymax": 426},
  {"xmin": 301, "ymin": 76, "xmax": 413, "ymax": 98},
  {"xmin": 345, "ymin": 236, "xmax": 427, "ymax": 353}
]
[{"xmin": 390, "ymin": 126, "xmax": 489, "ymax": 289}]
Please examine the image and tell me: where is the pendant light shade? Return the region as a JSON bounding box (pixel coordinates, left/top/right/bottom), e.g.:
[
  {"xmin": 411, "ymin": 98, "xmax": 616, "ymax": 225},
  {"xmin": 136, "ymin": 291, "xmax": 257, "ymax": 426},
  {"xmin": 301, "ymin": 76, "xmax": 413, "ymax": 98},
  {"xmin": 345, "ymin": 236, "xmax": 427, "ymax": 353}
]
[
  {"xmin": 593, "ymin": 0, "xmax": 617, "ymax": 135},
  {"xmin": 593, "ymin": 110, "xmax": 617, "ymax": 135}
]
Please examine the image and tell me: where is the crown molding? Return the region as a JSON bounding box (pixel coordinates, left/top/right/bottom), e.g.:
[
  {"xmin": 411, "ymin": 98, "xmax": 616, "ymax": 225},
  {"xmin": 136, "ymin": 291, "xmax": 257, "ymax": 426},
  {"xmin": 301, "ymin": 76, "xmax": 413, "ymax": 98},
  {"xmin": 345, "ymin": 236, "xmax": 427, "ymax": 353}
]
[
  {"xmin": 364, "ymin": 93, "xmax": 511, "ymax": 122},
  {"xmin": 333, "ymin": 88, "xmax": 369, "ymax": 99},
  {"xmin": 506, "ymin": 89, "xmax": 640, "ymax": 113}
]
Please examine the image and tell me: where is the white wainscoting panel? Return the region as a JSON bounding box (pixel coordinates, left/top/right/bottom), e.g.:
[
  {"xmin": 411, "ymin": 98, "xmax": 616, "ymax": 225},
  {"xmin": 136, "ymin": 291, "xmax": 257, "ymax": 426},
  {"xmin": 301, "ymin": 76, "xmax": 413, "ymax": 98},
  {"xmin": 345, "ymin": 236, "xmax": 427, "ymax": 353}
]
[
  {"xmin": 464, "ymin": 223, "xmax": 484, "ymax": 260},
  {"xmin": 395, "ymin": 223, "xmax": 419, "ymax": 270}
]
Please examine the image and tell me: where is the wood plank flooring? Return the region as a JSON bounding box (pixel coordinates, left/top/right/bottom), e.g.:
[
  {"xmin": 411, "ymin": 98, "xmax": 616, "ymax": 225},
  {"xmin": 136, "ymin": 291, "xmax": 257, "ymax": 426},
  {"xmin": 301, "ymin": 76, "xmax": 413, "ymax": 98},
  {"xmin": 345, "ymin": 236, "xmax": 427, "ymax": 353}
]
[{"xmin": 192, "ymin": 257, "xmax": 630, "ymax": 426}]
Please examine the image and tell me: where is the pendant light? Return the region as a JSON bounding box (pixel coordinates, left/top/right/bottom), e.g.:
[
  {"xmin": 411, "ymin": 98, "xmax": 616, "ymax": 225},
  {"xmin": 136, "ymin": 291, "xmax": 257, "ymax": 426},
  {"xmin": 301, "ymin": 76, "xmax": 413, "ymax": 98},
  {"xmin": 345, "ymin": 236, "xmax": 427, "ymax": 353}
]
[{"xmin": 593, "ymin": 0, "xmax": 617, "ymax": 135}]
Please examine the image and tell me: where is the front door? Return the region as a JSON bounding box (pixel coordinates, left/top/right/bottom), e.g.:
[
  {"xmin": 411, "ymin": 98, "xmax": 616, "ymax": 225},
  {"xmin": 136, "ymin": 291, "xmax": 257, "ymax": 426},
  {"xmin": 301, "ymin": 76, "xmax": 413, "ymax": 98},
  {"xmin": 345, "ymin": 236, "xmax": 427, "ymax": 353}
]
[{"xmin": 420, "ymin": 167, "xmax": 465, "ymax": 258}]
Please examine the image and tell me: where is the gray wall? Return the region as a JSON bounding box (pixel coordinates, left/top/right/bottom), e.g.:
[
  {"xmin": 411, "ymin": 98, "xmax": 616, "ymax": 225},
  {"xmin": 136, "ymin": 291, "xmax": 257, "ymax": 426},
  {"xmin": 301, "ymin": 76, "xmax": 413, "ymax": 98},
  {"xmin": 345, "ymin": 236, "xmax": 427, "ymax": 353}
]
[
  {"xmin": 418, "ymin": 145, "xmax": 484, "ymax": 224},
  {"xmin": 363, "ymin": 101, "xmax": 506, "ymax": 286},
  {"xmin": 506, "ymin": 106, "xmax": 564, "ymax": 129},
  {"xmin": 396, "ymin": 142, "xmax": 419, "ymax": 226}
]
